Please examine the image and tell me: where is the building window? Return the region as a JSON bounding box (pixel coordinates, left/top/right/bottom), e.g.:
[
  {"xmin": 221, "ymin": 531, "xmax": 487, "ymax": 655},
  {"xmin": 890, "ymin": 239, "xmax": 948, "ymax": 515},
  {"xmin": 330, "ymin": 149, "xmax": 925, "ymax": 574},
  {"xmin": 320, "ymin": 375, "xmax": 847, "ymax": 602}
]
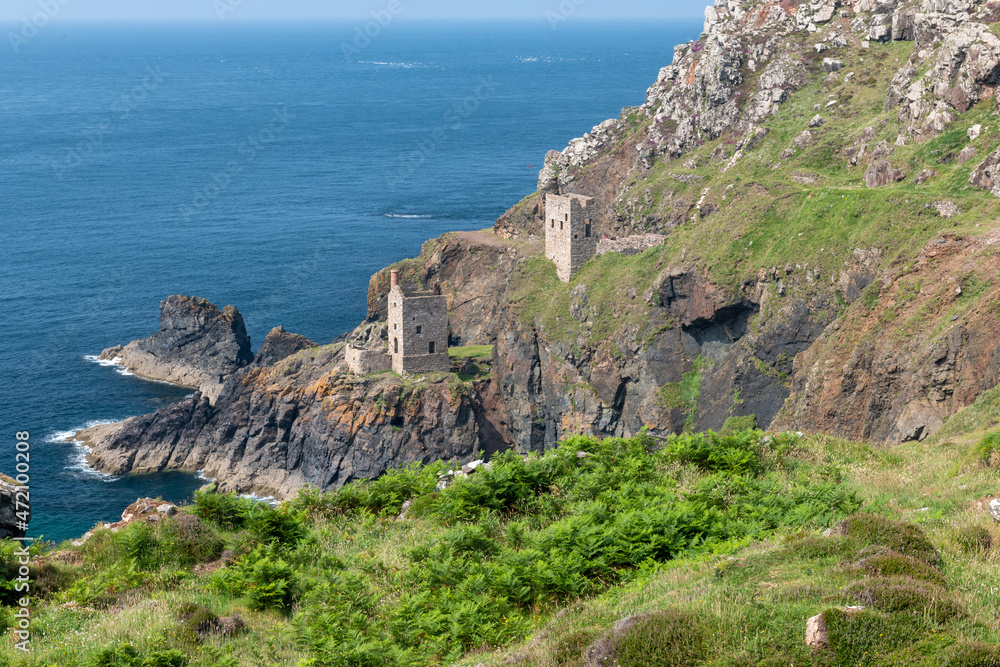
[
  {"xmin": 429, "ymin": 342, "xmax": 436, "ymax": 354},
  {"xmin": 394, "ymin": 338, "xmax": 398, "ymax": 354},
  {"xmin": 551, "ymin": 220, "xmax": 554, "ymax": 228},
  {"xmin": 559, "ymin": 221, "xmax": 563, "ymax": 230},
  {"xmin": 416, "ymin": 325, "xmax": 422, "ymax": 334},
  {"xmin": 585, "ymin": 223, "xmax": 592, "ymax": 238}
]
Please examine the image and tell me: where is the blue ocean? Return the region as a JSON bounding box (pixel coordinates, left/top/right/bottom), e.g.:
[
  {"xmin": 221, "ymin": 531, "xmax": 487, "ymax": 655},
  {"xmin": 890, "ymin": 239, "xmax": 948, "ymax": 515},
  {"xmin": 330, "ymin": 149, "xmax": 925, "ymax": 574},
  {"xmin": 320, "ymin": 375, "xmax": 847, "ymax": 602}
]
[{"xmin": 0, "ymin": 19, "xmax": 701, "ymax": 542}]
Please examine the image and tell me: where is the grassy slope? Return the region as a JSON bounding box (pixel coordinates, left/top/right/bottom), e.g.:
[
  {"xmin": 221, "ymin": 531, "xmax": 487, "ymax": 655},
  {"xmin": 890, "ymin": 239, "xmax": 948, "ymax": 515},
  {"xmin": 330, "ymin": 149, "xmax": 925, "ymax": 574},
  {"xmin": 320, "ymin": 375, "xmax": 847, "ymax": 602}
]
[
  {"xmin": 504, "ymin": 36, "xmax": 1000, "ymax": 357},
  {"xmin": 3, "ymin": 412, "xmax": 1000, "ymax": 666}
]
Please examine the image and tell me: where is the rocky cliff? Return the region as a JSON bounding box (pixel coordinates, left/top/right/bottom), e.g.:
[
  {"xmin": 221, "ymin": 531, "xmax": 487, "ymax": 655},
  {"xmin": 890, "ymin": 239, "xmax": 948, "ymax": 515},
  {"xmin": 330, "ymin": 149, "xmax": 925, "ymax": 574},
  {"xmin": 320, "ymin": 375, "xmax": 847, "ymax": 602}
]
[
  {"xmin": 100, "ymin": 296, "xmax": 254, "ymax": 404},
  {"xmin": 79, "ymin": 0, "xmax": 1000, "ymax": 497}
]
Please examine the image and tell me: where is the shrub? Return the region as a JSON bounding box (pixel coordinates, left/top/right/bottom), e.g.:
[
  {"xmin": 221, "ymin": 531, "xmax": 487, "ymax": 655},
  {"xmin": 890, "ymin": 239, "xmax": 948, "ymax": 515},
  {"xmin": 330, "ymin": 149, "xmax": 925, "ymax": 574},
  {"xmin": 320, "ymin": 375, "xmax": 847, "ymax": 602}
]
[
  {"xmin": 90, "ymin": 644, "xmax": 186, "ymax": 667},
  {"xmin": 192, "ymin": 487, "xmax": 255, "ymax": 530},
  {"xmin": 945, "ymin": 642, "xmax": 1000, "ymax": 667},
  {"xmin": 841, "ymin": 513, "xmax": 941, "ymax": 566},
  {"xmin": 662, "ymin": 429, "xmax": 765, "ymax": 475},
  {"xmin": 720, "ymin": 415, "xmax": 757, "ymax": 435},
  {"xmin": 970, "ymin": 431, "xmax": 1000, "ymax": 467},
  {"xmin": 846, "ymin": 576, "xmax": 964, "ymax": 623},
  {"xmin": 613, "ymin": 610, "xmax": 709, "ymax": 667},
  {"xmin": 855, "ymin": 551, "xmax": 947, "ymax": 587},
  {"xmin": 955, "ymin": 525, "xmax": 992, "ymax": 556},
  {"xmin": 157, "ymin": 515, "xmax": 225, "ymax": 567},
  {"xmin": 824, "ymin": 607, "xmax": 928, "ymax": 667},
  {"xmin": 210, "ymin": 548, "xmax": 299, "ymax": 611}
]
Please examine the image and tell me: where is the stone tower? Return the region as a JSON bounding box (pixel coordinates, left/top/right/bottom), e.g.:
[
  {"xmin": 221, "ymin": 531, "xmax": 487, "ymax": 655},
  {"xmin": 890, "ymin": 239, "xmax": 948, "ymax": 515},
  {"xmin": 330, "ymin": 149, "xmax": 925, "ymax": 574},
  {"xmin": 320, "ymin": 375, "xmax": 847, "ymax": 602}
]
[
  {"xmin": 387, "ymin": 270, "xmax": 450, "ymax": 375},
  {"xmin": 545, "ymin": 193, "xmax": 596, "ymax": 282}
]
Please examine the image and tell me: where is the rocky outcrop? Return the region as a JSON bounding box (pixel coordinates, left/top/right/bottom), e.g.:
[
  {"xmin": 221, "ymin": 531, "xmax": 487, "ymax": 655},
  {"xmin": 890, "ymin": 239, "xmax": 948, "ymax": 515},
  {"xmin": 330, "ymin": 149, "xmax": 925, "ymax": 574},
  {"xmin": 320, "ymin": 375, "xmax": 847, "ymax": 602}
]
[
  {"xmin": 0, "ymin": 475, "xmax": 28, "ymax": 539},
  {"xmin": 78, "ymin": 344, "xmax": 493, "ymax": 498},
  {"xmin": 100, "ymin": 296, "xmax": 254, "ymax": 404},
  {"xmin": 253, "ymin": 326, "xmax": 317, "ymax": 367}
]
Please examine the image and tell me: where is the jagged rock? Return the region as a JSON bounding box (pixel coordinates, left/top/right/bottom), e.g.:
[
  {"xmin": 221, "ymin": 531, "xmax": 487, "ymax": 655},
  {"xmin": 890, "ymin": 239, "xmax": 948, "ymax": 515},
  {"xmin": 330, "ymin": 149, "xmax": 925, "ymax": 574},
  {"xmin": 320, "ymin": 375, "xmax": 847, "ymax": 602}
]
[
  {"xmin": 990, "ymin": 498, "xmax": 1000, "ymax": 521},
  {"xmin": 815, "ymin": 43, "xmax": 829, "ymax": 52},
  {"xmin": 832, "ymin": 33, "xmax": 850, "ymax": 48},
  {"xmin": 957, "ymin": 146, "xmax": 978, "ymax": 164},
  {"xmin": 969, "ymin": 147, "xmax": 1000, "ymax": 195},
  {"xmin": 809, "ymin": 115, "xmax": 826, "ymax": 128},
  {"xmin": 823, "ymin": 58, "xmax": 844, "ymax": 72},
  {"xmin": 794, "ymin": 130, "xmax": 814, "ymax": 148},
  {"xmin": 100, "ymin": 296, "xmax": 253, "ymax": 404},
  {"xmin": 864, "ymin": 160, "xmax": 906, "ymax": 187},
  {"xmin": 538, "ymin": 150, "xmax": 571, "ymax": 194},
  {"xmin": 968, "ymin": 124, "xmax": 983, "ymax": 140},
  {"xmin": 933, "ymin": 200, "xmax": 961, "ymax": 218},
  {"xmin": 915, "ymin": 169, "xmax": 936, "ymax": 184},
  {"xmin": 892, "ymin": 11, "xmax": 915, "ymax": 41},
  {"xmin": 254, "ymin": 326, "xmax": 317, "ymax": 367},
  {"xmin": 0, "ymin": 475, "xmax": 28, "ymax": 539},
  {"xmin": 570, "ymin": 285, "xmax": 590, "ymax": 322}
]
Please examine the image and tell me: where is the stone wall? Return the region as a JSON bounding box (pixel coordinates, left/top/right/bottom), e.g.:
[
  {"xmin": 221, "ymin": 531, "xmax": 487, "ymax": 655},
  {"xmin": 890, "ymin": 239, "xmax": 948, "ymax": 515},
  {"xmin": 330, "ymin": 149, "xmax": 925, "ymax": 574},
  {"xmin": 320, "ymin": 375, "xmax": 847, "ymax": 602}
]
[
  {"xmin": 345, "ymin": 345, "xmax": 391, "ymax": 375},
  {"xmin": 545, "ymin": 193, "xmax": 596, "ymax": 282},
  {"xmin": 388, "ymin": 285, "xmax": 450, "ymax": 374}
]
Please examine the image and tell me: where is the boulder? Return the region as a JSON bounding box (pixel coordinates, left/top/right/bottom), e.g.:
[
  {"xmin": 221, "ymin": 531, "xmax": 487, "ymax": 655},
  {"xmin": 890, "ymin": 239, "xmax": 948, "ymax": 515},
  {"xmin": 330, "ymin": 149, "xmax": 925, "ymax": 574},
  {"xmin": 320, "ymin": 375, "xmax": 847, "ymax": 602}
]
[
  {"xmin": 957, "ymin": 146, "xmax": 978, "ymax": 165},
  {"xmin": 990, "ymin": 498, "xmax": 1000, "ymax": 522},
  {"xmin": 969, "ymin": 148, "xmax": 1000, "ymax": 196},
  {"xmin": 823, "ymin": 58, "xmax": 844, "ymax": 72},
  {"xmin": 809, "ymin": 115, "xmax": 826, "ymax": 128},
  {"xmin": 865, "ymin": 160, "xmax": 906, "ymax": 187},
  {"xmin": 805, "ymin": 613, "xmax": 828, "ymax": 648}
]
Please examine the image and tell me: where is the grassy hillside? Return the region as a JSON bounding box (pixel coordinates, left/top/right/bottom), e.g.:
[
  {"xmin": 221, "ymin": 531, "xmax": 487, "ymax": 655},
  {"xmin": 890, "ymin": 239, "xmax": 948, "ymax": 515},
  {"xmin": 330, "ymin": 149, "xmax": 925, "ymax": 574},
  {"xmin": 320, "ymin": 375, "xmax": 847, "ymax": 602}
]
[{"xmin": 2, "ymin": 414, "xmax": 999, "ymax": 666}]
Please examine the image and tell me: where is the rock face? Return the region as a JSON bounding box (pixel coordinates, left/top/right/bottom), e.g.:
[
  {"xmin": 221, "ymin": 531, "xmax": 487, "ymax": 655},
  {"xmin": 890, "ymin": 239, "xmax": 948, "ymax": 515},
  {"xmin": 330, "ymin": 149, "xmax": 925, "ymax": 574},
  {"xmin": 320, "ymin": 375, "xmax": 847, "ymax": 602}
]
[
  {"xmin": 101, "ymin": 296, "xmax": 254, "ymax": 404},
  {"xmin": 253, "ymin": 326, "xmax": 317, "ymax": 367},
  {"xmin": 0, "ymin": 475, "xmax": 28, "ymax": 539},
  {"xmin": 864, "ymin": 159, "xmax": 906, "ymax": 187},
  {"xmin": 78, "ymin": 344, "xmax": 492, "ymax": 498},
  {"xmin": 778, "ymin": 233, "xmax": 1000, "ymax": 443}
]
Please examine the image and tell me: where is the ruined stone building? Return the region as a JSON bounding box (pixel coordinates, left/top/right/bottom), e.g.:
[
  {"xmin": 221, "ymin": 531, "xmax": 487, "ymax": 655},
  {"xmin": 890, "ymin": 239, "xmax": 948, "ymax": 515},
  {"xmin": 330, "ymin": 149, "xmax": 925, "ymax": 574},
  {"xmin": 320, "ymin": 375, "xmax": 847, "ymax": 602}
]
[
  {"xmin": 387, "ymin": 270, "xmax": 450, "ymax": 374},
  {"xmin": 545, "ymin": 193, "xmax": 596, "ymax": 282}
]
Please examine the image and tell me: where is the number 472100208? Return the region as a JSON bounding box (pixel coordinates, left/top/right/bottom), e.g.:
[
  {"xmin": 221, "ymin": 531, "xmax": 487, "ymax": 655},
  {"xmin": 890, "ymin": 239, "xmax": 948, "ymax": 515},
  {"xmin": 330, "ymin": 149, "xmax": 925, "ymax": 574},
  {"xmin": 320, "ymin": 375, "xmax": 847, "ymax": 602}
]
[{"xmin": 14, "ymin": 432, "xmax": 30, "ymax": 527}]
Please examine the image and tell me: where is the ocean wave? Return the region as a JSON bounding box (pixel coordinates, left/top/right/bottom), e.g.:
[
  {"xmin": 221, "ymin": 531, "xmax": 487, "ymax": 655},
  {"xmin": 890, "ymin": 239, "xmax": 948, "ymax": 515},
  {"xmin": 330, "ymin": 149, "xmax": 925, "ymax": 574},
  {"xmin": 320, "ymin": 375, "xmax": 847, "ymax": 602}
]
[
  {"xmin": 385, "ymin": 213, "xmax": 433, "ymax": 219},
  {"xmin": 84, "ymin": 354, "xmax": 134, "ymax": 377},
  {"xmin": 195, "ymin": 470, "xmax": 217, "ymax": 483},
  {"xmin": 49, "ymin": 421, "xmax": 124, "ymax": 483},
  {"xmin": 358, "ymin": 61, "xmax": 427, "ymax": 69},
  {"xmin": 241, "ymin": 493, "xmax": 281, "ymax": 506}
]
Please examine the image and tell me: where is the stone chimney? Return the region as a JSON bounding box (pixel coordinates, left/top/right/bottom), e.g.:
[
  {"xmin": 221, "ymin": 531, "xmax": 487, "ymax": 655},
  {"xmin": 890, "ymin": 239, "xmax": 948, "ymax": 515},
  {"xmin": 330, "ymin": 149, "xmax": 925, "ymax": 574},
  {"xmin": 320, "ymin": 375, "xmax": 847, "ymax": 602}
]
[{"xmin": 390, "ymin": 270, "xmax": 399, "ymax": 289}]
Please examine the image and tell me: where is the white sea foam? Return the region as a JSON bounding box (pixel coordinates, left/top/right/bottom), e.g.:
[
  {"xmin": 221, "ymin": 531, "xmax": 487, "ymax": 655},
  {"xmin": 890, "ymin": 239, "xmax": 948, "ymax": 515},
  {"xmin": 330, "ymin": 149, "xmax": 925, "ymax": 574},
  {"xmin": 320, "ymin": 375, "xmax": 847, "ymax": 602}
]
[
  {"xmin": 385, "ymin": 214, "xmax": 433, "ymax": 219},
  {"xmin": 195, "ymin": 470, "xmax": 217, "ymax": 483},
  {"xmin": 84, "ymin": 354, "xmax": 134, "ymax": 377},
  {"xmin": 241, "ymin": 493, "xmax": 281, "ymax": 506},
  {"xmin": 49, "ymin": 420, "xmax": 124, "ymax": 482}
]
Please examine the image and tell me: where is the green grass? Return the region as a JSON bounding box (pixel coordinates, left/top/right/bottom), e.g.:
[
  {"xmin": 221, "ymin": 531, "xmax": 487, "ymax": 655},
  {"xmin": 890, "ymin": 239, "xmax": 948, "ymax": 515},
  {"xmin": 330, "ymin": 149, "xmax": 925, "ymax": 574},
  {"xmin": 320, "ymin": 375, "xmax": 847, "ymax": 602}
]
[
  {"xmin": 448, "ymin": 345, "xmax": 494, "ymax": 360},
  {"xmin": 3, "ymin": 426, "xmax": 1000, "ymax": 666}
]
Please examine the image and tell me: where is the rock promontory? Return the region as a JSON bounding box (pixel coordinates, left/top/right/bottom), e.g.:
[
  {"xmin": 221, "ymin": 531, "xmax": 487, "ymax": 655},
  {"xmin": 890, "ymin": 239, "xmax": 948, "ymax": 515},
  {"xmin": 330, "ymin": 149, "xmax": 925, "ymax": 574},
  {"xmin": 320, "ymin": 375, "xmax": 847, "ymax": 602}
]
[
  {"xmin": 0, "ymin": 474, "xmax": 28, "ymax": 539},
  {"xmin": 100, "ymin": 296, "xmax": 254, "ymax": 404}
]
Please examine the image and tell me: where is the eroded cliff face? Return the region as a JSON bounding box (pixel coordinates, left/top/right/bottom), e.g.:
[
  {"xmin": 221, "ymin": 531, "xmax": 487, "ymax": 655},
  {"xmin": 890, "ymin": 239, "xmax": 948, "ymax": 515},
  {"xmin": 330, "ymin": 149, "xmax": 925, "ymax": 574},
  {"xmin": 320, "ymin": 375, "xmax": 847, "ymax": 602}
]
[
  {"xmin": 777, "ymin": 231, "xmax": 1000, "ymax": 443},
  {"xmin": 80, "ymin": 343, "xmax": 491, "ymax": 497}
]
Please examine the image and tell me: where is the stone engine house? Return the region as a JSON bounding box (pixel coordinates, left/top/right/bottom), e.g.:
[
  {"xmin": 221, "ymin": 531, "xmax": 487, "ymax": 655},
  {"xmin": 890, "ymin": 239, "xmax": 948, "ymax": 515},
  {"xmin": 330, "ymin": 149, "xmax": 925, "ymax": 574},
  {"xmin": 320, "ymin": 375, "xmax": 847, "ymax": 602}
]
[
  {"xmin": 545, "ymin": 193, "xmax": 596, "ymax": 282},
  {"xmin": 387, "ymin": 270, "xmax": 450, "ymax": 375}
]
